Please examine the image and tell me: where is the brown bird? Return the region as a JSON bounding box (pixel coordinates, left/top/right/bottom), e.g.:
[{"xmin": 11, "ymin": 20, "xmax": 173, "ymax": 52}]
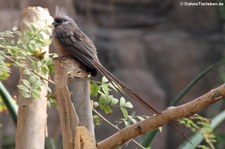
[
  {"xmin": 52, "ymin": 14, "xmax": 190, "ymax": 143},
  {"xmin": 52, "ymin": 15, "xmax": 158, "ymax": 113}
]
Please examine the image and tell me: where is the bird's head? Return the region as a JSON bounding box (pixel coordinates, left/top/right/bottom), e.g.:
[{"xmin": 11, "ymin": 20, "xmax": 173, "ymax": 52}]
[
  {"xmin": 52, "ymin": 7, "xmax": 78, "ymax": 28},
  {"xmin": 52, "ymin": 16, "xmax": 77, "ymax": 28}
]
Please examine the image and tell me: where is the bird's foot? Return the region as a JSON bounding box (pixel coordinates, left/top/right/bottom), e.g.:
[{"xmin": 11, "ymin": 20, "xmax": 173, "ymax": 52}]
[{"xmin": 53, "ymin": 56, "xmax": 70, "ymax": 62}]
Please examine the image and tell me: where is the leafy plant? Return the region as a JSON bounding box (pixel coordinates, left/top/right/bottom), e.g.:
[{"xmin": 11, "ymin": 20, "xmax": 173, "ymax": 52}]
[
  {"xmin": 91, "ymin": 76, "xmax": 133, "ymax": 118},
  {"xmin": 91, "ymin": 76, "xmax": 150, "ymax": 149},
  {"xmin": 116, "ymin": 113, "xmax": 149, "ymax": 127},
  {"xmin": 142, "ymin": 59, "xmax": 225, "ymax": 148},
  {"xmin": 179, "ymin": 114, "xmax": 216, "ymax": 149},
  {"xmin": 0, "ymin": 21, "xmax": 54, "ymax": 99},
  {"xmin": 178, "ymin": 110, "xmax": 225, "ymax": 149}
]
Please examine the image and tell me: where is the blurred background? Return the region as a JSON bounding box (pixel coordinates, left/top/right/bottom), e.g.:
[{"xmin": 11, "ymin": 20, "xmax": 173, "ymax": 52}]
[{"xmin": 0, "ymin": 0, "xmax": 225, "ymax": 148}]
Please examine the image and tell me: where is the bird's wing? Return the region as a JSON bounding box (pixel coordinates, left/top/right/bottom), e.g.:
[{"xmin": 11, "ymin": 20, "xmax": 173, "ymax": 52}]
[{"xmin": 57, "ymin": 26, "xmax": 97, "ymax": 75}]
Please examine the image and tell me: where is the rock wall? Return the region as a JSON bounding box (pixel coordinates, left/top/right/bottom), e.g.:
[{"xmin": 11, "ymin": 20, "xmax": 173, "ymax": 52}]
[
  {"xmin": 74, "ymin": 0, "xmax": 224, "ymax": 148},
  {"xmin": 0, "ymin": 0, "xmax": 224, "ymax": 148}
]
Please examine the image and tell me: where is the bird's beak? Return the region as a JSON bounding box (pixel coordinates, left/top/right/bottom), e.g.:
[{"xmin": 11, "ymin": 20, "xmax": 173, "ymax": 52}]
[{"xmin": 52, "ymin": 21, "xmax": 58, "ymax": 27}]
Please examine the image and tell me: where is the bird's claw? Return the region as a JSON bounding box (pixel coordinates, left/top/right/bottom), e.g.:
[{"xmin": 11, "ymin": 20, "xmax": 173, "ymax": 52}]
[{"xmin": 53, "ymin": 56, "xmax": 70, "ymax": 62}]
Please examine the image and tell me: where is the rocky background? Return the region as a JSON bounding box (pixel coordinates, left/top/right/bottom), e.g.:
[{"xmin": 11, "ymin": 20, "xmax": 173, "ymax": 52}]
[{"xmin": 0, "ymin": 0, "xmax": 225, "ymax": 148}]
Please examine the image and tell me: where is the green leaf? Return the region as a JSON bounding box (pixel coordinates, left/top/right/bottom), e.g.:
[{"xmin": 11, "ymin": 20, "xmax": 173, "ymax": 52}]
[
  {"xmin": 91, "ymin": 82, "xmax": 100, "ymax": 97},
  {"xmin": 120, "ymin": 97, "xmax": 126, "ymax": 106},
  {"xmin": 93, "ymin": 115, "xmax": 102, "ymax": 125},
  {"xmin": 106, "ymin": 95, "xmax": 114, "ymax": 104},
  {"xmin": 99, "ymin": 94, "xmax": 107, "ymax": 105},
  {"xmin": 37, "ymin": 61, "xmax": 42, "ymax": 68},
  {"xmin": 110, "ymin": 97, "xmax": 119, "ymax": 106},
  {"xmin": 21, "ymin": 92, "xmax": 31, "ymax": 98},
  {"xmin": 137, "ymin": 116, "xmax": 146, "ymax": 121},
  {"xmin": 34, "ymin": 80, "xmax": 41, "ymax": 89},
  {"xmin": 47, "ymin": 64, "xmax": 55, "ymax": 74},
  {"xmin": 30, "ymin": 24, "xmax": 37, "ymax": 33},
  {"xmin": 17, "ymin": 84, "xmax": 30, "ymax": 93},
  {"xmin": 0, "ymin": 96, "xmax": 7, "ymax": 112},
  {"xmin": 102, "ymin": 106, "xmax": 112, "ymax": 115},
  {"xmin": 10, "ymin": 40, "xmax": 15, "ymax": 45},
  {"xmin": 0, "ymin": 69, "xmax": 10, "ymax": 80},
  {"xmin": 120, "ymin": 107, "xmax": 128, "ymax": 119},
  {"xmin": 42, "ymin": 38, "xmax": 52, "ymax": 47},
  {"xmin": 123, "ymin": 101, "xmax": 133, "ymax": 108},
  {"xmin": 178, "ymin": 114, "xmax": 216, "ymax": 149},
  {"xmin": 41, "ymin": 66, "xmax": 49, "ymax": 75},
  {"xmin": 99, "ymin": 94, "xmax": 113, "ymax": 114},
  {"xmin": 43, "ymin": 57, "xmax": 52, "ymax": 64},
  {"xmin": 99, "ymin": 94, "xmax": 112, "ymax": 105},
  {"xmin": 119, "ymin": 97, "xmax": 133, "ymax": 108},
  {"xmin": 23, "ymin": 69, "xmax": 31, "ymax": 75},
  {"xmin": 21, "ymin": 79, "xmax": 31, "ymax": 88},
  {"xmin": 29, "ymin": 75, "xmax": 37, "ymax": 83},
  {"xmin": 15, "ymin": 30, "xmax": 22, "ymax": 37},
  {"xmin": 32, "ymin": 90, "xmax": 41, "ymax": 99},
  {"xmin": 128, "ymin": 116, "xmax": 137, "ymax": 124},
  {"xmin": 101, "ymin": 83, "xmax": 109, "ymax": 96}
]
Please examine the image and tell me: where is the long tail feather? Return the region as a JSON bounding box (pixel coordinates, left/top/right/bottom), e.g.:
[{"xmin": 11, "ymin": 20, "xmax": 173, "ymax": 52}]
[
  {"xmin": 94, "ymin": 61, "xmax": 158, "ymax": 114},
  {"xmin": 94, "ymin": 61, "xmax": 192, "ymax": 144}
]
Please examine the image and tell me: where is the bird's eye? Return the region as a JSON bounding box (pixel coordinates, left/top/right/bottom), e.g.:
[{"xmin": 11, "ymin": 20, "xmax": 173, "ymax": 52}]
[
  {"xmin": 55, "ymin": 19, "xmax": 65, "ymax": 23},
  {"xmin": 59, "ymin": 19, "xmax": 64, "ymax": 23}
]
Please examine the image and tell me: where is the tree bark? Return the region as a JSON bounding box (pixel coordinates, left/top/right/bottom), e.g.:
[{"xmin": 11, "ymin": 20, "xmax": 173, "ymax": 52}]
[
  {"xmin": 97, "ymin": 83, "xmax": 225, "ymax": 149},
  {"xmin": 16, "ymin": 7, "xmax": 53, "ymax": 149},
  {"xmin": 54, "ymin": 58, "xmax": 96, "ymax": 149},
  {"xmin": 68, "ymin": 68, "xmax": 95, "ymax": 136}
]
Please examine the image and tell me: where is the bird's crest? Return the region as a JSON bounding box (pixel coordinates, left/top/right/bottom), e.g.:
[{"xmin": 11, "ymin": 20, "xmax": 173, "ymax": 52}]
[
  {"xmin": 54, "ymin": 6, "xmax": 68, "ymax": 19},
  {"xmin": 54, "ymin": 6, "xmax": 76, "ymax": 25}
]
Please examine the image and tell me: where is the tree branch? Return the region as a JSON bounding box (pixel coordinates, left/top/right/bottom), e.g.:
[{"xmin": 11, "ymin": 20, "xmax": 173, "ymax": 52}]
[
  {"xmin": 93, "ymin": 109, "xmax": 145, "ymax": 149},
  {"xmin": 97, "ymin": 83, "xmax": 225, "ymax": 149}
]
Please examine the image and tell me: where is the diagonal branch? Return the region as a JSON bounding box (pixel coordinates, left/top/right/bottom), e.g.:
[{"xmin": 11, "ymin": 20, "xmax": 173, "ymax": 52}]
[
  {"xmin": 97, "ymin": 84, "xmax": 225, "ymax": 149},
  {"xmin": 93, "ymin": 109, "xmax": 145, "ymax": 149}
]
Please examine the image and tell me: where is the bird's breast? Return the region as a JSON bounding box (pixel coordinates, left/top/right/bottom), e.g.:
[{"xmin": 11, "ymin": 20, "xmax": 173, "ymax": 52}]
[{"xmin": 52, "ymin": 35, "xmax": 71, "ymax": 57}]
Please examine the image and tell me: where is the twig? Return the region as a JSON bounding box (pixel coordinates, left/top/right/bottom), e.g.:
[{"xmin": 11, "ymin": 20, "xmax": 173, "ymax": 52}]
[
  {"xmin": 5, "ymin": 55, "xmax": 55, "ymax": 84},
  {"xmin": 28, "ymin": 68, "xmax": 55, "ymax": 84},
  {"xmin": 93, "ymin": 109, "xmax": 145, "ymax": 149}
]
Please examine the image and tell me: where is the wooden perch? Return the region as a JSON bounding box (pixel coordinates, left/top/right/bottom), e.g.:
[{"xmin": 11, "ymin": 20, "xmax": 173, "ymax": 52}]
[
  {"xmin": 75, "ymin": 126, "xmax": 97, "ymax": 149},
  {"xmin": 16, "ymin": 7, "xmax": 52, "ymax": 149},
  {"xmin": 97, "ymin": 84, "xmax": 225, "ymax": 149},
  {"xmin": 54, "ymin": 58, "xmax": 96, "ymax": 149}
]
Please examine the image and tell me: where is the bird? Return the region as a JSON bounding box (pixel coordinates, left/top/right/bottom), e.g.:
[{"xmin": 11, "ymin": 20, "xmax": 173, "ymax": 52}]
[
  {"xmin": 52, "ymin": 14, "xmax": 190, "ymax": 143},
  {"xmin": 52, "ymin": 14, "xmax": 159, "ymax": 113}
]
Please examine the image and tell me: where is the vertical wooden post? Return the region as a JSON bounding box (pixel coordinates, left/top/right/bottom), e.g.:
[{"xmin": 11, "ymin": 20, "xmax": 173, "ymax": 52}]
[
  {"xmin": 54, "ymin": 58, "xmax": 96, "ymax": 149},
  {"xmin": 68, "ymin": 70, "xmax": 95, "ymax": 136},
  {"xmin": 16, "ymin": 7, "xmax": 53, "ymax": 149}
]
